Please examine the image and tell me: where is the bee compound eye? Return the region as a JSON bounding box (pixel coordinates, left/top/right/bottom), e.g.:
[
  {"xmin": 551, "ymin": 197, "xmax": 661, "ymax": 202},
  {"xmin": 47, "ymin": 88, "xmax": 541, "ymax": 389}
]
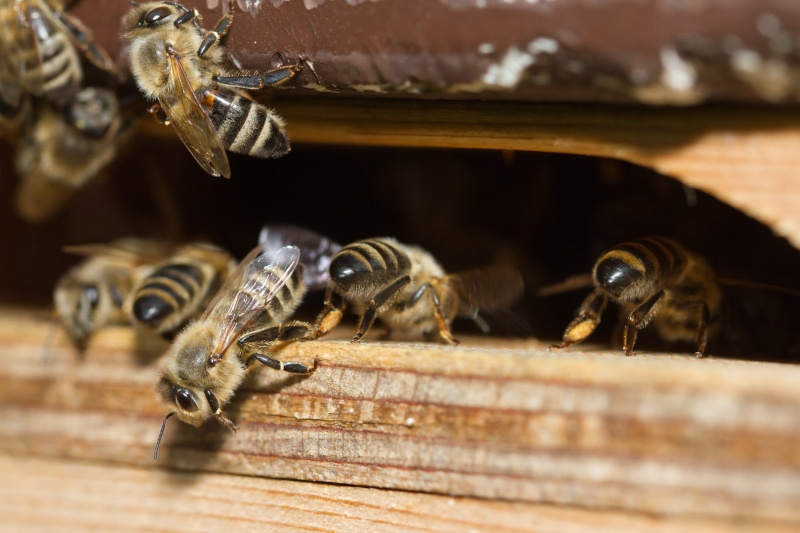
[
  {"xmin": 174, "ymin": 388, "xmax": 198, "ymax": 412},
  {"xmin": 142, "ymin": 6, "xmax": 172, "ymax": 25}
]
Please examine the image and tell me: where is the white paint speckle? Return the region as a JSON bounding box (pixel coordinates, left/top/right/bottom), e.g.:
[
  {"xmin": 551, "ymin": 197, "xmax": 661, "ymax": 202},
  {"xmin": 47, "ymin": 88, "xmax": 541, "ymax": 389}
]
[
  {"xmin": 448, "ymin": 498, "xmax": 455, "ymax": 506},
  {"xmin": 206, "ymin": 0, "xmax": 220, "ymax": 8},
  {"xmin": 476, "ymin": 0, "xmax": 487, "ymax": 7},
  {"xmin": 349, "ymin": 408, "xmax": 355, "ymax": 413},
  {"xmin": 478, "ymin": 43, "xmax": 495, "ymax": 54},
  {"xmin": 304, "ymin": 0, "xmax": 326, "ymax": 8},
  {"xmin": 757, "ymin": 13, "xmax": 781, "ymax": 37},
  {"xmin": 528, "ymin": 37, "xmax": 558, "ymax": 54},
  {"xmin": 405, "ymin": 417, "xmax": 415, "ymax": 426},
  {"xmin": 482, "ymin": 46, "xmax": 535, "ymax": 88},
  {"xmin": 660, "ymin": 46, "xmax": 696, "ymax": 92},
  {"xmin": 237, "ymin": 0, "xmax": 263, "ymax": 15},
  {"xmin": 731, "ymin": 49, "xmax": 762, "ymax": 73},
  {"xmin": 525, "ymin": 0, "xmax": 540, "ymax": 4}
]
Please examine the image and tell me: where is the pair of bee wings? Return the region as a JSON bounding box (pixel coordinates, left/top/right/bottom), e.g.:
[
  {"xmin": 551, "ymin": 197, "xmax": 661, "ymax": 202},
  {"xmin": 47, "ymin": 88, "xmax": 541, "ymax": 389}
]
[
  {"xmin": 202, "ymin": 244, "xmax": 301, "ymax": 359},
  {"xmin": 159, "ymin": 46, "xmax": 231, "ymax": 178},
  {"xmin": 443, "ymin": 265, "xmax": 525, "ymax": 317},
  {"xmin": 0, "ymin": 0, "xmax": 120, "ymax": 98},
  {"xmin": 258, "ymin": 225, "xmax": 342, "ymax": 290},
  {"xmin": 62, "ymin": 239, "xmax": 173, "ymax": 265}
]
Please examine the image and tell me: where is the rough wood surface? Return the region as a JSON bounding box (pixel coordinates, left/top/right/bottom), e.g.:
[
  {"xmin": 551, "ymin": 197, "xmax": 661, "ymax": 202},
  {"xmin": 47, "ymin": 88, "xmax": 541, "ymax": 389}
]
[
  {"xmin": 143, "ymin": 98, "xmax": 800, "ymax": 250},
  {"xmin": 2, "ymin": 307, "xmax": 800, "ymax": 527},
  {"xmin": 6, "ymin": 455, "xmax": 796, "ymax": 533}
]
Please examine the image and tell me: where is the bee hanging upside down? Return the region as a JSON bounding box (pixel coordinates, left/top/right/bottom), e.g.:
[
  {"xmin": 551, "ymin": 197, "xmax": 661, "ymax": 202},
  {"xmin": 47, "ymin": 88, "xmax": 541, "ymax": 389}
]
[
  {"xmin": 550, "ymin": 236, "xmax": 722, "ymax": 358},
  {"xmin": 153, "ymin": 243, "xmax": 317, "ymax": 460},
  {"xmin": 314, "ymin": 237, "xmax": 525, "ymax": 344},
  {"xmin": 122, "ymin": 0, "xmax": 300, "ymax": 178}
]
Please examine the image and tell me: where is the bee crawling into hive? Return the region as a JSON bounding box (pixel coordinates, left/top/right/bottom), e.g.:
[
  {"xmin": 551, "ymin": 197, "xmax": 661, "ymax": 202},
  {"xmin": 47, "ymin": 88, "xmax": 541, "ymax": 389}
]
[
  {"xmin": 153, "ymin": 242, "xmax": 318, "ymax": 460},
  {"xmin": 549, "ymin": 236, "xmax": 722, "ymax": 358},
  {"xmin": 313, "ymin": 237, "xmax": 525, "ymax": 345},
  {"xmin": 122, "ymin": 0, "xmax": 300, "ymax": 178}
]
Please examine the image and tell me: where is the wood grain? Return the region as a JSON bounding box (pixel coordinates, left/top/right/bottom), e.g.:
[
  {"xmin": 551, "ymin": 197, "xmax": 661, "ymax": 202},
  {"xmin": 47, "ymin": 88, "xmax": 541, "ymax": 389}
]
[
  {"xmin": 2, "ymin": 307, "xmax": 800, "ymax": 527},
  {"xmin": 6, "ymin": 455, "xmax": 797, "ymax": 533}
]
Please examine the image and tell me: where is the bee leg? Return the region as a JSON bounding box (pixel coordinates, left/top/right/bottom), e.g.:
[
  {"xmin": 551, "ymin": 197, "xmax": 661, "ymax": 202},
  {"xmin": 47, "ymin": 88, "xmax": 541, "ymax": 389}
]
[
  {"xmin": 353, "ymin": 276, "xmax": 411, "ymax": 343},
  {"xmin": 241, "ymin": 322, "xmax": 317, "ymax": 373},
  {"xmin": 197, "ymin": 1, "xmax": 235, "ymax": 57},
  {"xmin": 622, "ymin": 290, "xmax": 664, "ymax": 356},
  {"xmin": 214, "ymin": 65, "xmax": 302, "ymax": 91},
  {"xmin": 204, "ymin": 388, "xmax": 239, "ymax": 432},
  {"xmin": 314, "ymin": 288, "xmax": 346, "ymax": 339},
  {"xmin": 409, "ymin": 282, "xmax": 458, "ymax": 345},
  {"xmin": 550, "ymin": 291, "xmax": 607, "ymax": 351},
  {"xmin": 676, "ymin": 300, "xmax": 711, "ymax": 358}
]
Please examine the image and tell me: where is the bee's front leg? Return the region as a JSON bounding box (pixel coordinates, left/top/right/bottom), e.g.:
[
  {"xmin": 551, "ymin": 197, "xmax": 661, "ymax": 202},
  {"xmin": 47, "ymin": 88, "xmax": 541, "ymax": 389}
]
[
  {"xmin": 621, "ymin": 290, "xmax": 664, "ymax": 356},
  {"xmin": 197, "ymin": 0, "xmax": 235, "ymax": 57},
  {"xmin": 550, "ymin": 291, "xmax": 607, "ymax": 352},
  {"xmin": 352, "ymin": 276, "xmax": 410, "ymax": 343},
  {"xmin": 409, "ymin": 282, "xmax": 458, "ymax": 346}
]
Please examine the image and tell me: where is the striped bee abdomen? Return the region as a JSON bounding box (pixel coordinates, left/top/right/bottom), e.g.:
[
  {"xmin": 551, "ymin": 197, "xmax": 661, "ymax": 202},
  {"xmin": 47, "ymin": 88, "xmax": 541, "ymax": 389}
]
[
  {"xmin": 133, "ymin": 263, "xmax": 204, "ymax": 328},
  {"xmin": 201, "ymin": 88, "xmax": 289, "ymax": 159},
  {"xmin": 30, "ymin": 7, "xmax": 80, "ymax": 104},
  {"xmin": 238, "ymin": 265, "xmax": 306, "ymax": 330},
  {"xmin": 329, "ymin": 239, "xmax": 412, "ymax": 294},
  {"xmin": 594, "ymin": 236, "xmax": 688, "ymax": 300}
]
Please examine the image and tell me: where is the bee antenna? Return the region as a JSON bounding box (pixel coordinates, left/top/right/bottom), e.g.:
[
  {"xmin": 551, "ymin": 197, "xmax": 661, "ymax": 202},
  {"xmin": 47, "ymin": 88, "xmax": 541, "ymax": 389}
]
[
  {"xmin": 154, "ymin": 412, "xmax": 175, "ymax": 461},
  {"xmin": 128, "ymin": 0, "xmax": 141, "ymax": 5}
]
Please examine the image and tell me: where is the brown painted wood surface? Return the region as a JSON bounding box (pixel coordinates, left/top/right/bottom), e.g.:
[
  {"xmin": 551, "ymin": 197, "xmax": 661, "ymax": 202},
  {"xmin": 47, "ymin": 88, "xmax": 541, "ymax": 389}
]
[
  {"xmin": 2, "ymin": 307, "xmax": 800, "ymax": 528},
  {"xmin": 5, "ymin": 455, "xmax": 797, "ymax": 533}
]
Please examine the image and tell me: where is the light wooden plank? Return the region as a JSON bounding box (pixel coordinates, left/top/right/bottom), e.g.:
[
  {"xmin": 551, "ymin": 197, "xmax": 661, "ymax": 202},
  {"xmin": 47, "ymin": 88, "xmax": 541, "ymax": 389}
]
[
  {"xmin": 6, "ymin": 454, "xmax": 796, "ymax": 533},
  {"xmin": 2, "ymin": 307, "xmax": 800, "ymax": 526}
]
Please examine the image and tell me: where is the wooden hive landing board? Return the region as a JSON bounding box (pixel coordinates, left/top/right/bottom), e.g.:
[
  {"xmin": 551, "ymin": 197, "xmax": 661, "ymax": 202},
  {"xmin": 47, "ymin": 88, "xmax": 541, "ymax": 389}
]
[{"xmin": 1, "ymin": 307, "xmax": 800, "ymax": 528}]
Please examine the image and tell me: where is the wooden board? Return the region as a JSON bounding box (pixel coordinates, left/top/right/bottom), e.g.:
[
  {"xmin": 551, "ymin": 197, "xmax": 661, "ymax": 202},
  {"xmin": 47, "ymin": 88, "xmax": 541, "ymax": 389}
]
[
  {"xmin": 2, "ymin": 307, "xmax": 800, "ymax": 528},
  {"xmin": 6, "ymin": 455, "xmax": 796, "ymax": 533}
]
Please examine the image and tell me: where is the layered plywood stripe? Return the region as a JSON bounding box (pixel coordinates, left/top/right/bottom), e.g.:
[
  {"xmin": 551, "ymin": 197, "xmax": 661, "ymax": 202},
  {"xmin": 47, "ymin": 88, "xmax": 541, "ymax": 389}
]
[{"xmin": 1, "ymin": 308, "xmax": 800, "ymax": 530}]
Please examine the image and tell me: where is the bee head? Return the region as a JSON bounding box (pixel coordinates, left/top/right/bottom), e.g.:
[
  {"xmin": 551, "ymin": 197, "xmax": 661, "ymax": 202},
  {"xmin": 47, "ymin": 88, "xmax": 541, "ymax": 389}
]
[
  {"xmin": 593, "ymin": 254, "xmax": 645, "ymax": 300},
  {"xmin": 155, "ymin": 376, "xmax": 211, "ymax": 427},
  {"xmin": 53, "ymin": 279, "xmax": 103, "ymax": 344}
]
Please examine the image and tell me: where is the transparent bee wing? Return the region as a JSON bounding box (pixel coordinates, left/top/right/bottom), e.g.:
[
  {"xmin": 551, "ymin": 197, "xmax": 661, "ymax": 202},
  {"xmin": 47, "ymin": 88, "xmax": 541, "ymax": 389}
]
[
  {"xmin": 159, "ymin": 47, "xmax": 230, "ymax": 179},
  {"xmin": 536, "ymin": 273, "xmax": 594, "ymax": 297},
  {"xmin": 445, "ymin": 265, "xmax": 524, "ymax": 317},
  {"xmin": 208, "ymin": 245, "xmax": 300, "ymax": 359},
  {"xmin": 258, "ymin": 225, "xmax": 341, "ymax": 290},
  {"xmin": 62, "ymin": 238, "xmax": 170, "ymax": 264},
  {"xmin": 53, "ymin": 10, "xmax": 123, "ymax": 81}
]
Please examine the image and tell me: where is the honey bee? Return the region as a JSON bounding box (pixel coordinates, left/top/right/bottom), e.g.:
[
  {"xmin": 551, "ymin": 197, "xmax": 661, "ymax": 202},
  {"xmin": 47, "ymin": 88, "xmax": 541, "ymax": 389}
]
[
  {"xmin": 549, "ymin": 236, "xmax": 722, "ymax": 358},
  {"xmin": 14, "ymin": 87, "xmax": 132, "ymax": 223},
  {"xmin": 1, "ymin": 0, "xmax": 121, "ymax": 105},
  {"xmin": 128, "ymin": 242, "xmax": 236, "ymax": 335},
  {"xmin": 313, "ymin": 238, "xmax": 524, "ymax": 344},
  {"xmin": 154, "ymin": 243, "xmax": 316, "ymax": 459},
  {"xmin": 54, "ymin": 238, "xmax": 168, "ymax": 346},
  {"xmin": 122, "ymin": 0, "xmax": 299, "ymax": 179}
]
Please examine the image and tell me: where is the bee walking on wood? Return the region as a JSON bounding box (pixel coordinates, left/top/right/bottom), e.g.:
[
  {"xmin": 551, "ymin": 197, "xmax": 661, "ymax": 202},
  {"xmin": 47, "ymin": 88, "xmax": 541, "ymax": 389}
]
[
  {"xmin": 14, "ymin": 87, "xmax": 131, "ymax": 223},
  {"xmin": 128, "ymin": 242, "xmax": 236, "ymax": 336},
  {"xmin": 54, "ymin": 238, "xmax": 168, "ymax": 346},
  {"xmin": 313, "ymin": 238, "xmax": 524, "ymax": 344},
  {"xmin": 122, "ymin": 0, "xmax": 300, "ymax": 179},
  {"xmin": 154, "ymin": 243, "xmax": 317, "ymax": 460},
  {"xmin": 550, "ymin": 236, "xmax": 722, "ymax": 358}
]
